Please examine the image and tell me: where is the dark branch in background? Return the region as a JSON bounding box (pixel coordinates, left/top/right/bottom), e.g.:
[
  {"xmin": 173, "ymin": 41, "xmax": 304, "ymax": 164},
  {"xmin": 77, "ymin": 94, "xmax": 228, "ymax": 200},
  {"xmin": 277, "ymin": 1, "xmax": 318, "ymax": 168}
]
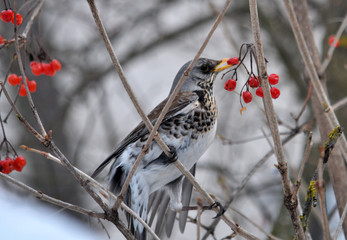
[{"xmin": 301, "ymin": 126, "xmax": 343, "ymax": 233}]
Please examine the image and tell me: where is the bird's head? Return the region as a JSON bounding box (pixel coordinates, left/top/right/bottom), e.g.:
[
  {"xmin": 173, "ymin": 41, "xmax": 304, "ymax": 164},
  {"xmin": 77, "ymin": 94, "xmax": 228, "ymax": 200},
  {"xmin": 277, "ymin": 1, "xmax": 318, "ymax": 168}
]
[{"xmin": 170, "ymin": 58, "xmax": 232, "ymax": 93}]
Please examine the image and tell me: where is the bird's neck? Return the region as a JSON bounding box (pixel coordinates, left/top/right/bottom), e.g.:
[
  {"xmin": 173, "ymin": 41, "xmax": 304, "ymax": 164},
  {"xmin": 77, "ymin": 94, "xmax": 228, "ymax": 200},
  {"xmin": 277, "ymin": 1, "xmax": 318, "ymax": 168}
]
[{"xmin": 194, "ymin": 89, "xmax": 217, "ymax": 112}]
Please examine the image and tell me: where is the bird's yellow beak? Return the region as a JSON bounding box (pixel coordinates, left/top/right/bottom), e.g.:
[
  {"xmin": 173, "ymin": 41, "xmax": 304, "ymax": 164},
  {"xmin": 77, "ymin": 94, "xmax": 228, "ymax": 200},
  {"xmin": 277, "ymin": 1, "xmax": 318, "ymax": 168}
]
[{"xmin": 213, "ymin": 58, "xmax": 233, "ymax": 72}]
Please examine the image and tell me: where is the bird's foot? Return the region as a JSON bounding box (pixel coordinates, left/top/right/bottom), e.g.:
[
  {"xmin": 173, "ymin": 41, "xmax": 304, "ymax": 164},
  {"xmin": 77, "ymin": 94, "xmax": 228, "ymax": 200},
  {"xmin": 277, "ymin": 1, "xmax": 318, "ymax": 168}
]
[
  {"xmin": 210, "ymin": 201, "xmax": 225, "ymax": 219},
  {"xmin": 167, "ymin": 145, "xmax": 178, "ymax": 163}
]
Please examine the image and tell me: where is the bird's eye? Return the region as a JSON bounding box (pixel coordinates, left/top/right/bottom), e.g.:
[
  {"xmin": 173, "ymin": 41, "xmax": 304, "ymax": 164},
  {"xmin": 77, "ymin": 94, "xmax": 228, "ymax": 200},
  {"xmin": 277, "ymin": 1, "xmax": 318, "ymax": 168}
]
[{"xmin": 200, "ymin": 64, "xmax": 210, "ymax": 73}]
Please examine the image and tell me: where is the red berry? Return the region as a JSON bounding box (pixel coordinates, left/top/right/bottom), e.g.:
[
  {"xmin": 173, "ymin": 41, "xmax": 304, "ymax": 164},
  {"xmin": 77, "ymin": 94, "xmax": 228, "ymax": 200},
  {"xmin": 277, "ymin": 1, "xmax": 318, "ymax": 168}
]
[
  {"xmin": 0, "ymin": 9, "xmax": 14, "ymax": 23},
  {"xmin": 268, "ymin": 73, "xmax": 279, "ymax": 85},
  {"xmin": 227, "ymin": 57, "xmax": 239, "ymax": 65},
  {"xmin": 28, "ymin": 80, "xmax": 37, "ymax": 93},
  {"xmin": 42, "ymin": 62, "xmax": 56, "ymax": 76},
  {"xmin": 14, "ymin": 156, "xmax": 26, "ymax": 172},
  {"xmin": 270, "ymin": 87, "xmax": 280, "ymax": 99},
  {"xmin": 0, "ymin": 35, "xmax": 5, "ymax": 44},
  {"xmin": 19, "ymin": 84, "xmax": 27, "ymax": 97},
  {"xmin": 224, "ymin": 79, "xmax": 237, "ymax": 91},
  {"xmin": 1, "ymin": 157, "xmax": 15, "ymax": 174},
  {"xmin": 256, "ymin": 87, "xmax": 264, "ymax": 98},
  {"xmin": 50, "ymin": 59, "xmax": 62, "ymax": 71},
  {"xmin": 328, "ymin": 35, "xmax": 340, "ymax": 47},
  {"xmin": 242, "ymin": 91, "xmax": 253, "ymax": 103},
  {"xmin": 248, "ymin": 76, "xmax": 260, "ymax": 88},
  {"xmin": 11, "ymin": 13, "xmax": 23, "ymax": 25},
  {"xmin": 31, "ymin": 61, "xmax": 43, "ymax": 76},
  {"xmin": 8, "ymin": 74, "xmax": 20, "ymax": 86}
]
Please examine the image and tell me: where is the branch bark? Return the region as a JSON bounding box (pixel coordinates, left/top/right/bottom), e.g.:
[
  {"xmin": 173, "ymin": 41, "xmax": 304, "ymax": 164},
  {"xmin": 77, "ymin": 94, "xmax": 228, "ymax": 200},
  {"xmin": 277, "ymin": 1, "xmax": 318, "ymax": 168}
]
[{"xmin": 249, "ymin": 0, "xmax": 305, "ymax": 238}]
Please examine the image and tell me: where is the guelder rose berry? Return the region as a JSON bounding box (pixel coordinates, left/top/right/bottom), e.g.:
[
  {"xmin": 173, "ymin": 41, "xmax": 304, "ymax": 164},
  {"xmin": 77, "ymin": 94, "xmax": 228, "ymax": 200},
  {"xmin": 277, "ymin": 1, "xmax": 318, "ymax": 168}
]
[
  {"xmin": 270, "ymin": 87, "xmax": 280, "ymax": 99},
  {"xmin": 256, "ymin": 87, "xmax": 264, "ymax": 98},
  {"xmin": 227, "ymin": 57, "xmax": 239, "ymax": 65},
  {"xmin": 243, "ymin": 91, "xmax": 253, "ymax": 103},
  {"xmin": 14, "ymin": 156, "xmax": 26, "ymax": 172},
  {"xmin": 28, "ymin": 80, "xmax": 37, "ymax": 93},
  {"xmin": 19, "ymin": 84, "xmax": 27, "ymax": 97},
  {"xmin": 50, "ymin": 59, "xmax": 62, "ymax": 71},
  {"xmin": 268, "ymin": 74, "xmax": 279, "ymax": 85},
  {"xmin": 224, "ymin": 79, "xmax": 237, "ymax": 91},
  {"xmin": 0, "ymin": 9, "xmax": 14, "ymax": 23},
  {"xmin": 8, "ymin": 74, "xmax": 20, "ymax": 86},
  {"xmin": 11, "ymin": 13, "xmax": 23, "ymax": 25},
  {"xmin": 248, "ymin": 76, "xmax": 260, "ymax": 88}
]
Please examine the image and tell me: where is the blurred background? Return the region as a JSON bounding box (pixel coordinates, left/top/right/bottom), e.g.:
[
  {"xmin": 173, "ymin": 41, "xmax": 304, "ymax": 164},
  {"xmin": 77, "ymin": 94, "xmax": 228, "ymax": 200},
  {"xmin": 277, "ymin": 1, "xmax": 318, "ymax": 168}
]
[{"xmin": 0, "ymin": 0, "xmax": 346, "ymax": 239}]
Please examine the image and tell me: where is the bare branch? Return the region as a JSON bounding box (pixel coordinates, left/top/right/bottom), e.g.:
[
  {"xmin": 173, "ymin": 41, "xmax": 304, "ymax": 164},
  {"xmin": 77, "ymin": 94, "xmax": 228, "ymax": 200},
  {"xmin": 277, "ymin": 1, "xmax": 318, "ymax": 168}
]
[
  {"xmin": 248, "ymin": 0, "xmax": 305, "ymax": 238},
  {"xmin": 320, "ymin": 15, "xmax": 347, "ymax": 74},
  {"xmin": 13, "ymin": 15, "xmax": 47, "ymax": 138},
  {"xmin": 292, "ymin": 131, "xmax": 313, "ymax": 200},
  {"xmin": 333, "ymin": 202, "xmax": 347, "ymax": 240},
  {"xmin": 317, "ymin": 158, "xmax": 331, "ymax": 240},
  {"xmin": 0, "ymin": 172, "xmax": 105, "ymax": 218},
  {"xmin": 282, "ymin": 0, "xmax": 347, "ymax": 157}
]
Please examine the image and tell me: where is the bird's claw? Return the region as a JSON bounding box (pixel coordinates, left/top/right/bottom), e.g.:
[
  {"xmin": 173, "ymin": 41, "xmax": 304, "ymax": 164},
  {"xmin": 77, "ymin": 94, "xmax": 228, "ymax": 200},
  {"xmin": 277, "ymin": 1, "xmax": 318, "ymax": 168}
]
[
  {"xmin": 167, "ymin": 145, "xmax": 178, "ymax": 163},
  {"xmin": 210, "ymin": 201, "xmax": 225, "ymax": 219}
]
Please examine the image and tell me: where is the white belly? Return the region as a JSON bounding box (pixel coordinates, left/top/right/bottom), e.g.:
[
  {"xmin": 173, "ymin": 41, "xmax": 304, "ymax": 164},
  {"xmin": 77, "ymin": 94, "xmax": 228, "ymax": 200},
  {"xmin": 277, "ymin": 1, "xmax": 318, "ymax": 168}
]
[{"xmin": 144, "ymin": 122, "xmax": 217, "ymax": 192}]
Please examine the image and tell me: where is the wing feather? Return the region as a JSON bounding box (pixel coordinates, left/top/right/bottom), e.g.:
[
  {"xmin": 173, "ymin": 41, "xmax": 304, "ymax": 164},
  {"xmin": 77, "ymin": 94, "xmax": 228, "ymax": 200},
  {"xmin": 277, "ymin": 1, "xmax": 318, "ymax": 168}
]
[{"xmin": 91, "ymin": 91, "xmax": 198, "ymax": 178}]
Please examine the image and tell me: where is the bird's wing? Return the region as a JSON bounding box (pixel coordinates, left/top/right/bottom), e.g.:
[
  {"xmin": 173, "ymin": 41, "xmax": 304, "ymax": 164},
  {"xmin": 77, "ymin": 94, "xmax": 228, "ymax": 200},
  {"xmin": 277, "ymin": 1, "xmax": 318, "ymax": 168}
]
[{"xmin": 91, "ymin": 91, "xmax": 199, "ymax": 178}]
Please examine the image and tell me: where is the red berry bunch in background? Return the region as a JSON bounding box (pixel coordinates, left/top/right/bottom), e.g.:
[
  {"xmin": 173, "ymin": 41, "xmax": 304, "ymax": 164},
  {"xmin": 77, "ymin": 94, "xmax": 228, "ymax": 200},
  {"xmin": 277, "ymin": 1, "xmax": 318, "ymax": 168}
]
[
  {"xmin": 7, "ymin": 73, "xmax": 37, "ymax": 97},
  {"xmin": 30, "ymin": 59, "xmax": 62, "ymax": 76},
  {"xmin": 0, "ymin": 156, "xmax": 26, "ymax": 174},
  {"xmin": 1, "ymin": 9, "xmax": 22, "ymax": 25}
]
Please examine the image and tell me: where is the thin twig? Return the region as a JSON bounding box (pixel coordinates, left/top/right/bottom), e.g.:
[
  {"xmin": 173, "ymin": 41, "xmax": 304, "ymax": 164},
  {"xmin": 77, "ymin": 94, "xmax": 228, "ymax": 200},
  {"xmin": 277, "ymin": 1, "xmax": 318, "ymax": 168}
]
[
  {"xmin": 229, "ymin": 206, "xmax": 284, "ymax": 240},
  {"xmin": 320, "ymin": 15, "xmax": 347, "ymax": 74},
  {"xmin": 20, "ymin": 145, "xmax": 160, "ymax": 240},
  {"xmin": 21, "ymin": 0, "xmax": 44, "ymax": 38},
  {"xmin": 332, "ymin": 97, "xmax": 347, "ymax": 112},
  {"xmin": 202, "ymin": 122, "xmax": 309, "ymax": 240},
  {"xmin": 0, "ymin": 81, "xmax": 45, "ymax": 143},
  {"xmin": 333, "ymin": 202, "xmax": 347, "ymax": 240},
  {"xmin": 248, "ymin": 0, "xmax": 305, "ymax": 238},
  {"xmin": 317, "ymin": 158, "xmax": 331, "ymax": 240},
  {"xmin": 293, "ymin": 81, "xmax": 312, "ymax": 124},
  {"xmin": 292, "ymin": 131, "xmax": 313, "ymax": 201},
  {"xmin": 197, "ymin": 198, "xmax": 203, "ymax": 240},
  {"xmin": 13, "ymin": 18, "xmax": 47, "ymax": 138},
  {"xmin": 282, "ymin": 0, "xmax": 347, "ymax": 156},
  {"xmin": 0, "ymin": 172, "xmax": 105, "ymax": 218}
]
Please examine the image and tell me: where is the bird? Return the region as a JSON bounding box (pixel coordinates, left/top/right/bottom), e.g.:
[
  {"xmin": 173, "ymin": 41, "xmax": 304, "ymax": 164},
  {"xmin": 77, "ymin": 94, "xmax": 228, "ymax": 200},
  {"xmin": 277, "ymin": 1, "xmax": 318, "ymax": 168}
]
[{"xmin": 92, "ymin": 57, "xmax": 231, "ymax": 239}]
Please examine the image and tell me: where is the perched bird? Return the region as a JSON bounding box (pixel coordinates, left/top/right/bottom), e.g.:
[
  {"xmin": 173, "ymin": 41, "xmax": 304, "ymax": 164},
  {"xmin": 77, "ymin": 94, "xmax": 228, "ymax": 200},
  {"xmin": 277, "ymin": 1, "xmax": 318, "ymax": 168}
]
[{"xmin": 92, "ymin": 58, "xmax": 231, "ymax": 239}]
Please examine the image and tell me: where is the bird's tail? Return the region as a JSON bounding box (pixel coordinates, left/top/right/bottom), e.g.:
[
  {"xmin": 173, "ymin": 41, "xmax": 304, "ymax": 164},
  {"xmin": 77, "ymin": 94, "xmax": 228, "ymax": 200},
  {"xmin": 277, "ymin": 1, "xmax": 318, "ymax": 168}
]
[{"xmin": 109, "ymin": 165, "xmax": 148, "ymax": 240}]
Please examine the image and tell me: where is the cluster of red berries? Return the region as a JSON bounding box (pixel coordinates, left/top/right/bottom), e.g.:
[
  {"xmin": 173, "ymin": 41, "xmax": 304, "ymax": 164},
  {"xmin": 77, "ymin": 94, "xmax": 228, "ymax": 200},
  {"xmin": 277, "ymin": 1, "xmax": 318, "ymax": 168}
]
[
  {"xmin": 225, "ymin": 74, "xmax": 280, "ymax": 103},
  {"xmin": 30, "ymin": 59, "xmax": 62, "ymax": 76},
  {"xmin": 0, "ymin": 156, "xmax": 26, "ymax": 174},
  {"xmin": 8, "ymin": 74, "xmax": 37, "ymax": 97},
  {"xmin": 0, "ymin": 9, "xmax": 23, "ymax": 25},
  {"xmin": 224, "ymin": 63, "xmax": 281, "ymax": 104}
]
